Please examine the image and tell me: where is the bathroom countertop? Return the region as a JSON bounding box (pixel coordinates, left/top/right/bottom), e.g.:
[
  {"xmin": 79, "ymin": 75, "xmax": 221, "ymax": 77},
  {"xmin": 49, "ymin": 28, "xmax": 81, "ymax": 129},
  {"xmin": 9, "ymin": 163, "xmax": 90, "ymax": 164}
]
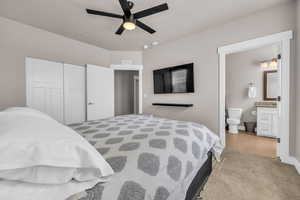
[{"xmin": 255, "ymin": 101, "xmax": 277, "ymax": 108}]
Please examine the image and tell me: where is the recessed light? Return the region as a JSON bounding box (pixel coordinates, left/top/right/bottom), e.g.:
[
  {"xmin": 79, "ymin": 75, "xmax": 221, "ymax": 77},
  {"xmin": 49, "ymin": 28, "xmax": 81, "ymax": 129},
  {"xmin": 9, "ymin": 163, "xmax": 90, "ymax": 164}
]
[
  {"xmin": 152, "ymin": 41, "xmax": 159, "ymax": 46},
  {"xmin": 143, "ymin": 45, "xmax": 149, "ymax": 49}
]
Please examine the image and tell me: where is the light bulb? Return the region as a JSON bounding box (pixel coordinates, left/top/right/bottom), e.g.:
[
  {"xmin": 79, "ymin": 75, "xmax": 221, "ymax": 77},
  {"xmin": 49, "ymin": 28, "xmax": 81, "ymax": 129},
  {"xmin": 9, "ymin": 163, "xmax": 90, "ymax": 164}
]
[
  {"xmin": 269, "ymin": 59, "xmax": 278, "ymax": 67},
  {"xmin": 123, "ymin": 22, "xmax": 136, "ymax": 30},
  {"xmin": 260, "ymin": 62, "xmax": 268, "ymax": 68}
]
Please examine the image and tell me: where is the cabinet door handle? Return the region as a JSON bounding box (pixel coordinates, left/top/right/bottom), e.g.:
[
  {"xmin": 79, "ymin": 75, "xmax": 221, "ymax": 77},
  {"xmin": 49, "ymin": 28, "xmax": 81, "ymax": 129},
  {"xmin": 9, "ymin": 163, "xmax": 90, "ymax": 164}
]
[{"xmin": 277, "ymin": 96, "xmax": 281, "ymax": 102}]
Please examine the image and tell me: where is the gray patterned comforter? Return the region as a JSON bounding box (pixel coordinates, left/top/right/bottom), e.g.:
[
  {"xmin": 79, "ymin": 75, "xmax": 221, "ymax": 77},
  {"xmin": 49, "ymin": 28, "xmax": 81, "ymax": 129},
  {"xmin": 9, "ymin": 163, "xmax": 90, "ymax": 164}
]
[{"xmin": 69, "ymin": 115, "xmax": 223, "ymax": 200}]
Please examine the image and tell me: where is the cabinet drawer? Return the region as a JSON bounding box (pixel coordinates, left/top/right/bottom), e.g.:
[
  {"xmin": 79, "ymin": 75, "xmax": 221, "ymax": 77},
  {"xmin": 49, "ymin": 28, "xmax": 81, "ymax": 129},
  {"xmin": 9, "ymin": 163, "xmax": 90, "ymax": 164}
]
[
  {"xmin": 257, "ymin": 107, "xmax": 278, "ymax": 138},
  {"xmin": 257, "ymin": 123, "xmax": 271, "ymax": 136},
  {"xmin": 258, "ymin": 123, "xmax": 270, "ymax": 131},
  {"xmin": 258, "ymin": 129, "xmax": 271, "ymax": 137},
  {"xmin": 258, "ymin": 113, "xmax": 272, "ymax": 122}
]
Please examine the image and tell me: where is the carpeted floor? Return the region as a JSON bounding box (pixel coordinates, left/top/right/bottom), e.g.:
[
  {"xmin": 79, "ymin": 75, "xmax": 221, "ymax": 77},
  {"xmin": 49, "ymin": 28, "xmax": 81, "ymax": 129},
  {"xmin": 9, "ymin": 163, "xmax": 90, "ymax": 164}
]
[{"xmin": 198, "ymin": 149, "xmax": 300, "ymax": 200}]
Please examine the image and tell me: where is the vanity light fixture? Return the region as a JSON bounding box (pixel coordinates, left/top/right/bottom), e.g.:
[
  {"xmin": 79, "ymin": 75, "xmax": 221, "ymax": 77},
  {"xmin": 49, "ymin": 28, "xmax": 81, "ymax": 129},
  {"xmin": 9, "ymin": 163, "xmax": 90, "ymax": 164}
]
[
  {"xmin": 260, "ymin": 62, "xmax": 269, "ymax": 68},
  {"xmin": 260, "ymin": 58, "xmax": 278, "ymax": 68},
  {"xmin": 269, "ymin": 58, "xmax": 278, "ymax": 67}
]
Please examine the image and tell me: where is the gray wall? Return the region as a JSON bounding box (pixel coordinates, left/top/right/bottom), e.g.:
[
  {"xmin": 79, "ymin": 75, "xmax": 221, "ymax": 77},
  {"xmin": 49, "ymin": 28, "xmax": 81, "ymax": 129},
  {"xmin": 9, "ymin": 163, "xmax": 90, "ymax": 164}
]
[
  {"xmin": 0, "ymin": 16, "xmax": 111, "ymax": 109},
  {"xmin": 0, "ymin": 16, "xmax": 144, "ymax": 110},
  {"xmin": 143, "ymin": 2, "xmax": 297, "ymax": 155},
  {"xmin": 226, "ymin": 44, "xmax": 280, "ymax": 123},
  {"xmin": 115, "ymin": 70, "xmax": 138, "ymax": 116},
  {"xmin": 110, "ymin": 51, "xmax": 143, "ymax": 65}
]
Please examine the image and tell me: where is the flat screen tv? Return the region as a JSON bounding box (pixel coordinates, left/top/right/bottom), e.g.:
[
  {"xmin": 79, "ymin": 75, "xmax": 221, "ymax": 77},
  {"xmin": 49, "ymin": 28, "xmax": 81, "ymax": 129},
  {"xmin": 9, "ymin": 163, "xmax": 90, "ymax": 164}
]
[{"xmin": 153, "ymin": 63, "xmax": 194, "ymax": 94}]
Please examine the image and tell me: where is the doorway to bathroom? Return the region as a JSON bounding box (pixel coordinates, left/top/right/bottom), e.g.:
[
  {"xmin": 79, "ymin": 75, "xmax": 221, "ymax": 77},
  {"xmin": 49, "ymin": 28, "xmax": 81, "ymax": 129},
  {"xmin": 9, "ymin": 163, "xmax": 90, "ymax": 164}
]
[
  {"xmin": 224, "ymin": 44, "xmax": 280, "ymax": 158},
  {"xmin": 218, "ymin": 31, "xmax": 293, "ymax": 162}
]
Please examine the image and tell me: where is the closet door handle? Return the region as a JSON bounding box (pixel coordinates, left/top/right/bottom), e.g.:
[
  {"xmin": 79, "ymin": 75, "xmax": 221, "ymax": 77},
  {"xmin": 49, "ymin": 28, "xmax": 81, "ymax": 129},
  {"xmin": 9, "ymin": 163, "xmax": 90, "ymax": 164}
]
[{"xmin": 88, "ymin": 102, "xmax": 94, "ymax": 105}]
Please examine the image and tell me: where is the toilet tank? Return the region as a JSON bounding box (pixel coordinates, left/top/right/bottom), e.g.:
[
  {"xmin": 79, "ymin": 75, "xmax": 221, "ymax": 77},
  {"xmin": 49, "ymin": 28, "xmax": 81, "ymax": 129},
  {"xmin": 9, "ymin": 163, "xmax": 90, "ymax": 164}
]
[{"xmin": 228, "ymin": 108, "xmax": 242, "ymax": 118}]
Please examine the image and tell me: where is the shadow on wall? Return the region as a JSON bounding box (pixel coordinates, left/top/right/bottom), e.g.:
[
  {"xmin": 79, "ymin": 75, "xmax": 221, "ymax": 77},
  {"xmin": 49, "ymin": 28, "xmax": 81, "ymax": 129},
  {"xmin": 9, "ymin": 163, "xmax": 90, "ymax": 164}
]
[{"xmin": 242, "ymin": 107, "xmax": 257, "ymax": 123}]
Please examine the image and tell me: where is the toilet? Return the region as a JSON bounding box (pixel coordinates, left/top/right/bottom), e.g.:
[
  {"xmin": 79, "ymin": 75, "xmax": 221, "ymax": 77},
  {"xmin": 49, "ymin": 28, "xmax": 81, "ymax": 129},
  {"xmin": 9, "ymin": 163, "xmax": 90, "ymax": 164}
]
[{"xmin": 227, "ymin": 108, "xmax": 242, "ymax": 134}]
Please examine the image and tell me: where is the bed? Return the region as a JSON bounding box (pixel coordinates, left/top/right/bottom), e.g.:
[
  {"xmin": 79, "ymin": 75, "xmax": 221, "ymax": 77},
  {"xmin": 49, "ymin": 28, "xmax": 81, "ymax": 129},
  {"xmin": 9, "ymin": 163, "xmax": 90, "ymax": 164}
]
[
  {"xmin": 0, "ymin": 107, "xmax": 114, "ymax": 200},
  {"xmin": 70, "ymin": 115, "xmax": 223, "ymax": 200}
]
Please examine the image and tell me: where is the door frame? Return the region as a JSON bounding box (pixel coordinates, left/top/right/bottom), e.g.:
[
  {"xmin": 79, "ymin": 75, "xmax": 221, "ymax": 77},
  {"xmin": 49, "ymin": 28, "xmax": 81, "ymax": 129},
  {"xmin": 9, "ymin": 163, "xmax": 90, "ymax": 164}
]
[
  {"xmin": 111, "ymin": 64, "xmax": 143, "ymax": 114},
  {"xmin": 217, "ymin": 31, "xmax": 293, "ymax": 163},
  {"xmin": 133, "ymin": 75, "xmax": 139, "ymax": 114}
]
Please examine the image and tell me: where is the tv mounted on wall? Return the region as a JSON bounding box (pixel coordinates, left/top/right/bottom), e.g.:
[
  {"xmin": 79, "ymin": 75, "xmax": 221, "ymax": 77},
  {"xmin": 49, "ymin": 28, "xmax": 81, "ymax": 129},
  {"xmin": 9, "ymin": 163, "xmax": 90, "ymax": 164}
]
[{"xmin": 153, "ymin": 63, "xmax": 194, "ymax": 94}]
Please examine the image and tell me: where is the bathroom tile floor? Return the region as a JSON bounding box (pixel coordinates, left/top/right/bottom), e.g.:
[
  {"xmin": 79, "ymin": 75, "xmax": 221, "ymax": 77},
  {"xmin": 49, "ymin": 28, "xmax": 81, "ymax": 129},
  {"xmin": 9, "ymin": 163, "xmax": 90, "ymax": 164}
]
[{"xmin": 226, "ymin": 131, "xmax": 277, "ymax": 158}]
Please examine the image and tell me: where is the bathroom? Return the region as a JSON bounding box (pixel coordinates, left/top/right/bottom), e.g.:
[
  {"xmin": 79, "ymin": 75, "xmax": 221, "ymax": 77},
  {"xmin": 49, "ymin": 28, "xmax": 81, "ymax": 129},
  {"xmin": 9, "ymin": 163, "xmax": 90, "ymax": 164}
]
[{"xmin": 225, "ymin": 43, "xmax": 281, "ymax": 158}]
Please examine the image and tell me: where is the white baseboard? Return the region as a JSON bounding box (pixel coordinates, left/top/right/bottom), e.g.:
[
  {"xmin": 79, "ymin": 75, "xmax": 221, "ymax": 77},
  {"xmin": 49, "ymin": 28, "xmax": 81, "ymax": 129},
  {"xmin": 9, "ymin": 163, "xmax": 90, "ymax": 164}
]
[
  {"xmin": 282, "ymin": 156, "xmax": 300, "ymax": 175},
  {"xmin": 281, "ymin": 156, "xmax": 293, "ymax": 165},
  {"xmin": 292, "ymin": 158, "xmax": 300, "ymax": 175}
]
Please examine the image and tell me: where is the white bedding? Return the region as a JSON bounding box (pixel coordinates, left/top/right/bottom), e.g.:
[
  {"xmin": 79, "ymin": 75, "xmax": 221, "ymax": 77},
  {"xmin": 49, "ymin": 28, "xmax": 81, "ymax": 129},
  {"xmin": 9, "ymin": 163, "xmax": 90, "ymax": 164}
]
[
  {"xmin": 0, "ymin": 107, "xmax": 114, "ymax": 200},
  {"xmin": 70, "ymin": 115, "xmax": 224, "ymax": 200},
  {"xmin": 0, "ymin": 179, "xmax": 98, "ymax": 200}
]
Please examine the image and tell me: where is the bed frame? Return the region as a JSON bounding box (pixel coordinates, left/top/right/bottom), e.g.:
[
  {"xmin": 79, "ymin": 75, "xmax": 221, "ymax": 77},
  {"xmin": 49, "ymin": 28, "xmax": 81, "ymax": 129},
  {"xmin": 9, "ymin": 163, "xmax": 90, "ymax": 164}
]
[{"xmin": 185, "ymin": 151, "xmax": 213, "ymax": 200}]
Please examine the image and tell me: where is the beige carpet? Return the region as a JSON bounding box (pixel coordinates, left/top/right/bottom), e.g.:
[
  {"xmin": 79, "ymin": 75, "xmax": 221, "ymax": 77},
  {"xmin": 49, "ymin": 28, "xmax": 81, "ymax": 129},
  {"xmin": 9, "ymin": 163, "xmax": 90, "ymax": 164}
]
[{"xmin": 199, "ymin": 149, "xmax": 300, "ymax": 200}]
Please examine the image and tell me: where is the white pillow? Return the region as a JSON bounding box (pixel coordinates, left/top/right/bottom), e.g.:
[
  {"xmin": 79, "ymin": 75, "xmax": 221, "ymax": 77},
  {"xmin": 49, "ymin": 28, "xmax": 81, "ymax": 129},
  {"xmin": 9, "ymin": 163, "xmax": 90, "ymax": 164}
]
[
  {"xmin": 0, "ymin": 179, "xmax": 99, "ymax": 200},
  {"xmin": 3, "ymin": 107, "xmax": 54, "ymax": 120},
  {"xmin": 0, "ymin": 107, "xmax": 114, "ymax": 184}
]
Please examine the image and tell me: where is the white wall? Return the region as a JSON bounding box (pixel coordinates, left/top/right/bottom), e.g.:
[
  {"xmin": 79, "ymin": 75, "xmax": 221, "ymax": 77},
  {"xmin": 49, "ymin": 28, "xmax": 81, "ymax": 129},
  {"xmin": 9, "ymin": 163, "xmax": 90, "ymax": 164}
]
[
  {"xmin": 143, "ymin": 2, "xmax": 297, "ymax": 155},
  {"xmin": 226, "ymin": 44, "xmax": 280, "ymax": 123}
]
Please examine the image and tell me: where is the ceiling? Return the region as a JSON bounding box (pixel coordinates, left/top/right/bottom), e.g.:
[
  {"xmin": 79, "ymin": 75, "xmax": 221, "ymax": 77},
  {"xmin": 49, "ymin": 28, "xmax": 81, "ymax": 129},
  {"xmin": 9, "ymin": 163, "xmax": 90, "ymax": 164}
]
[{"xmin": 0, "ymin": 0, "xmax": 291, "ymax": 50}]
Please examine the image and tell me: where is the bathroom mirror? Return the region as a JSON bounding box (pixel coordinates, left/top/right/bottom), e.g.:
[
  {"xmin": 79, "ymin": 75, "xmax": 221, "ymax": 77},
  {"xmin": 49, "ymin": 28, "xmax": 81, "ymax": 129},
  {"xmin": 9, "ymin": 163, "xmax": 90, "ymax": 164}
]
[{"xmin": 264, "ymin": 70, "xmax": 280, "ymax": 101}]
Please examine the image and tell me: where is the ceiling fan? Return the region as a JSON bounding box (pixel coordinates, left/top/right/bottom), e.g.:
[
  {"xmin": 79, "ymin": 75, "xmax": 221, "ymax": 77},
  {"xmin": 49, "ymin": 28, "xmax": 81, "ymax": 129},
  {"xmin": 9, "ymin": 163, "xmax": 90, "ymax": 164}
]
[{"xmin": 86, "ymin": 0, "xmax": 169, "ymax": 35}]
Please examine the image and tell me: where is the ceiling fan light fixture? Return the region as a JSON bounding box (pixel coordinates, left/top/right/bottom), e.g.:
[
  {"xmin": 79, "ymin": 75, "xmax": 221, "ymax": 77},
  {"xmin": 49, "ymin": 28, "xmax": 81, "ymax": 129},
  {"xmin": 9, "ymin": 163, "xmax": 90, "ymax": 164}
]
[
  {"xmin": 123, "ymin": 21, "xmax": 136, "ymax": 30},
  {"xmin": 86, "ymin": 1, "xmax": 169, "ymax": 35}
]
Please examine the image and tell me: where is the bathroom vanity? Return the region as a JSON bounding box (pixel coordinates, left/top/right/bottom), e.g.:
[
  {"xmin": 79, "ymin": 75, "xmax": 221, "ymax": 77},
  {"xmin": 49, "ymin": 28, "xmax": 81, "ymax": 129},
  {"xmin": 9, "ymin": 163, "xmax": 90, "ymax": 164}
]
[{"xmin": 256, "ymin": 102, "xmax": 278, "ymax": 138}]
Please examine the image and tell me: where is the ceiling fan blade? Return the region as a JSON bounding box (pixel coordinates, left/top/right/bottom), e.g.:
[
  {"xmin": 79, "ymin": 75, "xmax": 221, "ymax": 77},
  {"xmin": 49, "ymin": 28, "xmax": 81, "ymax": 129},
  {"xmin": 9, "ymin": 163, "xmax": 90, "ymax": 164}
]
[
  {"xmin": 134, "ymin": 3, "xmax": 168, "ymax": 19},
  {"xmin": 119, "ymin": 0, "xmax": 131, "ymax": 17},
  {"xmin": 86, "ymin": 9, "xmax": 123, "ymax": 19},
  {"xmin": 115, "ymin": 24, "xmax": 125, "ymax": 35},
  {"xmin": 136, "ymin": 20, "xmax": 156, "ymax": 34}
]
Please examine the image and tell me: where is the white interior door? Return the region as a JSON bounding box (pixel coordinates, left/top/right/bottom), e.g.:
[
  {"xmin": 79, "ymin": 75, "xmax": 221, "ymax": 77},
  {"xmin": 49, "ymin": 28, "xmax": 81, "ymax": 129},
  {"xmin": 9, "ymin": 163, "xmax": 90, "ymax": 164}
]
[
  {"xmin": 63, "ymin": 64, "xmax": 86, "ymax": 124},
  {"xmin": 26, "ymin": 58, "xmax": 64, "ymax": 122},
  {"xmin": 86, "ymin": 64, "xmax": 114, "ymax": 121}
]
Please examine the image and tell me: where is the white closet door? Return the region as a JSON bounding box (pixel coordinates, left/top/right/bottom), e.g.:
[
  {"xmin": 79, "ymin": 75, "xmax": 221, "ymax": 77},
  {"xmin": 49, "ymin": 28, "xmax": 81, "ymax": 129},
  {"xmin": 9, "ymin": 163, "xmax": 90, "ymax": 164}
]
[
  {"xmin": 26, "ymin": 58, "xmax": 64, "ymax": 122},
  {"xmin": 63, "ymin": 64, "xmax": 86, "ymax": 124},
  {"xmin": 86, "ymin": 64, "xmax": 114, "ymax": 121}
]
